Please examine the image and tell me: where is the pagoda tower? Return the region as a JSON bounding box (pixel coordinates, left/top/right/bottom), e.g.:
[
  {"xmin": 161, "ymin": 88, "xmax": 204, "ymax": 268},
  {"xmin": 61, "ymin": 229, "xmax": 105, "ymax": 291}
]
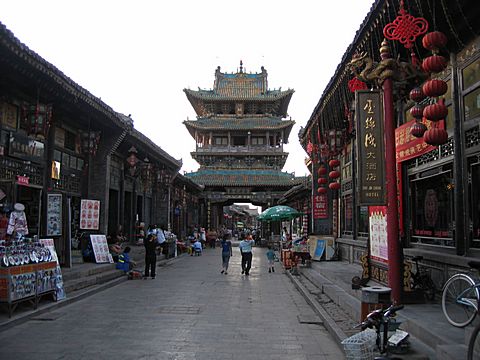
[{"xmin": 184, "ymin": 62, "xmax": 302, "ymax": 228}]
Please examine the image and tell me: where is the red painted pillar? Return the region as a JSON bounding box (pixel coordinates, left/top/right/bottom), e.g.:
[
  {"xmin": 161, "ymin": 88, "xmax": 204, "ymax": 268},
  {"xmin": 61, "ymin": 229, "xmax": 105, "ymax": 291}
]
[{"xmin": 381, "ymin": 40, "xmax": 402, "ymax": 304}]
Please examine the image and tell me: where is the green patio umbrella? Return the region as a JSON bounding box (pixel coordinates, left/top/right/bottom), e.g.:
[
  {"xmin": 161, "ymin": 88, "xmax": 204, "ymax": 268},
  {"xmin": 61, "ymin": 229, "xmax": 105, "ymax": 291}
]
[{"xmin": 257, "ymin": 205, "xmax": 303, "ymax": 222}]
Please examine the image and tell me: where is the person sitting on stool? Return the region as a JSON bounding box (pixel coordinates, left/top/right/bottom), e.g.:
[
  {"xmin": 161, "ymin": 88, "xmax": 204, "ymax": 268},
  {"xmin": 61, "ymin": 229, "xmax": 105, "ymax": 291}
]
[{"xmin": 116, "ymin": 247, "xmax": 136, "ymax": 273}]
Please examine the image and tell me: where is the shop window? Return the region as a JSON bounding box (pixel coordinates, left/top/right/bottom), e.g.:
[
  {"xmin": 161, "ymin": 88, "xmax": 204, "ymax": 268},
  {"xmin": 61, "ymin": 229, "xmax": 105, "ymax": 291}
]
[
  {"xmin": 410, "ymin": 169, "xmax": 454, "ymax": 247},
  {"xmin": 62, "ymin": 152, "xmax": 70, "ymax": 169},
  {"xmin": 357, "ymin": 206, "xmax": 369, "ymax": 237},
  {"xmin": 251, "ymin": 137, "xmax": 264, "ymax": 145},
  {"xmin": 214, "ymin": 137, "xmax": 228, "ymax": 145},
  {"xmin": 470, "ymin": 162, "xmax": 480, "ymax": 248},
  {"xmin": 463, "ymin": 87, "xmax": 480, "ymax": 121},
  {"xmin": 64, "ymin": 130, "xmax": 76, "ymax": 151},
  {"xmin": 462, "ymin": 58, "xmax": 480, "ymax": 90},
  {"xmin": 341, "ymin": 195, "xmax": 353, "ymax": 236},
  {"xmin": 53, "ymin": 150, "xmax": 61, "ymax": 162}
]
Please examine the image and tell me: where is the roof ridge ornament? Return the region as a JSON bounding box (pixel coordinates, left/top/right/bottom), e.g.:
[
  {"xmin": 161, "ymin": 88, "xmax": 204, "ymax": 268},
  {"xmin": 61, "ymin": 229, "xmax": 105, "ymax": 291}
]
[{"xmin": 239, "ymin": 60, "xmax": 243, "ymax": 73}]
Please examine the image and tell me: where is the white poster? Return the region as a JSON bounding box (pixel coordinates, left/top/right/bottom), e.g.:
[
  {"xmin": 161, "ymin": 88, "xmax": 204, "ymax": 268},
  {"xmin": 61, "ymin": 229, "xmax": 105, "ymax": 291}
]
[
  {"xmin": 47, "ymin": 193, "xmax": 62, "ymax": 236},
  {"xmin": 39, "ymin": 238, "xmax": 66, "ymax": 301},
  {"xmin": 369, "ymin": 206, "xmax": 388, "ymax": 264},
  {"xmin": 80, "ymin": 199, "xmax": 100, "ymax": 230},
  {"xmin": 90, "ymin": 234, "xmax": 113, "ymax": 264}
]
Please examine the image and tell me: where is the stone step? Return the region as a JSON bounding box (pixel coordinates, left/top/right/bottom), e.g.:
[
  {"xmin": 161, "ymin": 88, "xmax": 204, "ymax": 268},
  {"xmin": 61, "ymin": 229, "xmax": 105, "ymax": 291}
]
[{"xmin": 64, "ymin": 268, "xmax": 125, "ymax": 293}]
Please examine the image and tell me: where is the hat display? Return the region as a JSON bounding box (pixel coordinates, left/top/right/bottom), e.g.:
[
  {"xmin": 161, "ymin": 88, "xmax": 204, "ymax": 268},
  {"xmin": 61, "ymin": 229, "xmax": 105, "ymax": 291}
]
[{"xmin": 13, "ymin": 203, "xmax": 25, "ymax": 212}]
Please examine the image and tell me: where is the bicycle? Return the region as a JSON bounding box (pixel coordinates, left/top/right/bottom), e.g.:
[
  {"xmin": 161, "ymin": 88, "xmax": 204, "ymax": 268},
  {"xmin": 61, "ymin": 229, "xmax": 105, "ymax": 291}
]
[
  {"xmin": 410, "ymin": 256, "xmax": 436, "ymax": 301},
  {"xmin": 462, "ymin": 261, "xmax": 480, "ymax": 360},
  {"xmin": 441, "ymin": 261, "xmax": 480, "ymax": 328},
  {"xmin": 355, "ymin": 304, "xmax": 409, "ymax": 359}
]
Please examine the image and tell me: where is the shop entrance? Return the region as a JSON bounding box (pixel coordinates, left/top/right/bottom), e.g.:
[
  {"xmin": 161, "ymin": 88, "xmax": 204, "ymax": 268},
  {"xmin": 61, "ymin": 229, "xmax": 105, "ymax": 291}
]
[
  {"xmin": 16, "ymin": 185, "xmax": 41, "ymax": 237},
  {"xmin": 108, "ymin": 189, "xmax": 119, "ymax": 237}
]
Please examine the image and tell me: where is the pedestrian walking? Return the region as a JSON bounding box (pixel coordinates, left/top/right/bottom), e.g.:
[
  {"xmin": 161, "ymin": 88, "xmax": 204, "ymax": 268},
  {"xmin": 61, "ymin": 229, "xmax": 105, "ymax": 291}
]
[
  {"xmin": 143, "ymin": 234, "xmax": 157, "ymax": 279},
  {"xmin": 220, "ymin": 233, "xmax": 232, "ymax": 274},
  {"xmin": 266, "ymin": 246, "xmax": 275, "ymax": 273},
  {"xmin": 239, "ymin": 233, "xmax": 255, "ymax": 276}
]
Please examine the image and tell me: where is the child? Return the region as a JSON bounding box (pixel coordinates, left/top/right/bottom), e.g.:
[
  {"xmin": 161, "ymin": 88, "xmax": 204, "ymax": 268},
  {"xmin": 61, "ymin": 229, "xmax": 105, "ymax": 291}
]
[{"xmin": 266, "ymin": 246, "xmax": 275, "ymax": 273}]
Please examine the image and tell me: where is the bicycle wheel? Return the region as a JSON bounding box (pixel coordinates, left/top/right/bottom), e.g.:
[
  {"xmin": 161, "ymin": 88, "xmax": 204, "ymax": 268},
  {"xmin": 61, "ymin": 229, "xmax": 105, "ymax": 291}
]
[
  {"xmin": 442, "ymin": 274, "xmax": 479, "ymax": 327},
  {"xmin": 468, "ymin": 323, "xmax": 480, "ymax": 360}
]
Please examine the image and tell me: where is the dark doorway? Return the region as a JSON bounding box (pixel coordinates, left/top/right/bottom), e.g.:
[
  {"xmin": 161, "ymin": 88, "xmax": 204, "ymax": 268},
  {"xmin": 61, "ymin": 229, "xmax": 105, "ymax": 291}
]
[
  {"xmin": 108, "ymin": 189, "xmax": 119, "ymax": 237},
  {"xmin": 16, "ymin": 185, "xmax": 41, "ymax": 236}
]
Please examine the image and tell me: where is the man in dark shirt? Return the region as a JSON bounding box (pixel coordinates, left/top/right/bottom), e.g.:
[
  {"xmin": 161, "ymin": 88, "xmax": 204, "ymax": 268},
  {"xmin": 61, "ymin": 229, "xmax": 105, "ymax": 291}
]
[{"xmin": 143, "ymin": 234, "xmax": 158, "ymax": 279}]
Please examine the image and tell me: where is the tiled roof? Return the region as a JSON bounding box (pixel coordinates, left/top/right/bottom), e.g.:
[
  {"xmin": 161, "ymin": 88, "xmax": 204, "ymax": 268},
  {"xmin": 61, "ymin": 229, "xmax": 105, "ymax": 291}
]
[
  {"xmin": 184, "ymin": 88, "xmax": 293, "ymax": 101},
  {"xmin": 185, "ymin": 169, "xmax": 304, "ymax": 187},
  {"xmin": 184, "ymin": 117, "xmax": 295, "ymax": 131}
]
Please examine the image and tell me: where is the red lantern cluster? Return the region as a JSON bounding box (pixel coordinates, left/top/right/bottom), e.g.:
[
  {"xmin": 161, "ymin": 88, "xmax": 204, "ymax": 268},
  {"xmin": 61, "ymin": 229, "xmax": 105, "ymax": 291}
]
[
  {"xmin": 328, "ymin": 158, "xmax": 340, "ymax": 191},
  {"xmin": 317, "ymin": 164, "xmax": 328, "ymax": 194},
  {"xmin": 409, "ymin": 87, "xmax": 427, "ymax": 138},
  {"xmin": 421, "ymin": 30, "xmax": 449, "ymax": 146}
]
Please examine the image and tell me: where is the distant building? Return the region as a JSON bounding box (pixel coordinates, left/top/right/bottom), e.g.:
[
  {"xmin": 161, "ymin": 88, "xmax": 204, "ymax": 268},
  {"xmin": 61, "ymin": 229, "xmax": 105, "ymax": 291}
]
[{"xmin": 184, "ymin": 62, "xmax": 303, "ymax": 229}]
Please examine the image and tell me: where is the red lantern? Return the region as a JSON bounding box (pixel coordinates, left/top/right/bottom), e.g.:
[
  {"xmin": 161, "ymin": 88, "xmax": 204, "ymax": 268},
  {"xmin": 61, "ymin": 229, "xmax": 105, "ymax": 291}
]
[
  {"xmin": 422, "ymin": 31, "xmax": 448, "ymax": 52},
  {"xmin": 329, "ymin": 182, "xmax": 341, "ymax": 190},
  {"xmin": 424, "ymin": 128, "xmax": 448, "ymax": 146},
  {"xmin": 422, "ymin": 55, "xmax": 448, "ymax": 74},
  {"xmin": 410, "ymin": 121, "xmax": 427, "ymax": 138},
  {"xmin": 329, "ymin": 170, "xmax": 340, "ymax": 179},
  {"xmin": 317, "ymin": 187, "xmax": 327, "ymax": 194},
  {"xmin": 317, "ymin": 166, "xmax": 327, "ymax": 176},
  {"xmin": 423, "ymin": 103, "xmax": 448, "ymax": 121},
  {"xmin": 328, "ymin": 159, "xmax": 340, "ymax": 168},
  {"xmin": 409, "ymin": 87, "xmax": 426, "ymax": 102},
  {"xmin": 317, "ymin": 177, "xmax": 328, "ymax": 185},
  {"xmin": 423, "ymin": 79, "xmax": 448, "ymax": 97},
  {"xmin": 410, "ymin": 104, "xmax": 424, "ymax": 119}
]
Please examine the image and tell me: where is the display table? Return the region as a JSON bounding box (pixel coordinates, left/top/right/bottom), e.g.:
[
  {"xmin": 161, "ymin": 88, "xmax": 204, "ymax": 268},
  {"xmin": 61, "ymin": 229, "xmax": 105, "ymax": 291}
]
[{"xmin": 0, "ymin": 261, "xmax": 57, "ymax": 317}]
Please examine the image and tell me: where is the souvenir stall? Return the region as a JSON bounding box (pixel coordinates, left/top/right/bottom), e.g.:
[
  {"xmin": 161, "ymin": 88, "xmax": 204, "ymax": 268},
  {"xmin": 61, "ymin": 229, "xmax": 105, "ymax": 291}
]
[{"xmin": 0, "ymin": 203, "xmax": 58, "ymax": 316}]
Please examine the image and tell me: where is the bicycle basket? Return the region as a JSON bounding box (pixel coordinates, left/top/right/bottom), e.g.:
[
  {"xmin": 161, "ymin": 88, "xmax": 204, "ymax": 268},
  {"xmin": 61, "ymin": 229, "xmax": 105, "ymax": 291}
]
[{"xmin": 341, "ymin": 329, "xmax": 377, "ymax": 360}]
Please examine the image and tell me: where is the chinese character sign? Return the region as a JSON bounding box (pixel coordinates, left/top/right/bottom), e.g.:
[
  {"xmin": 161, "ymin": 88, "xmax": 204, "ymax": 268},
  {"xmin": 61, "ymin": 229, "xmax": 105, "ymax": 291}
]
[
  {"xmin": 80, "ymin": 199, "xmax": 100, "ymax": 230},
  {"xmin": 356, "ymin": 90, "xmax": 386, "ymax": 205},
  {"xmin": 313, "ymin": 195, "xmax": 328, "ymax": 219}
]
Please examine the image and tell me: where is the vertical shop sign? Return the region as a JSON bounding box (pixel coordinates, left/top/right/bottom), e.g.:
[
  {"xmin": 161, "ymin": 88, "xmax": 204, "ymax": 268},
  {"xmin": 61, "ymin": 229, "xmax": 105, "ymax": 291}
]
[
  {"xmin": 46, "ymin": 194, "xmax": 62, "ymax": 236},
  {"xmin": 356, "ymin": 90, "xmax": 386, "ymax": 205},
  {"xmin": 369, "ymin": 206, "xmax": 388, "ymax": 264},
  {"xmin": 80, "ymin": 199, "xmax": 100, "ymax": 230},
  {"xmin": 313, "ymin": 194, "xmax": 328, "ymax": 219}
]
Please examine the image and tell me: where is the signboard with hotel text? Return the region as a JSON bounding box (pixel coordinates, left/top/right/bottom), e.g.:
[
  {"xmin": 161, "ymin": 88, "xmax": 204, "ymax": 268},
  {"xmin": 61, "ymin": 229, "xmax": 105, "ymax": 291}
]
[
  {"xmin": 356, "ymin": 90, "xmax": 386, "ymax": 205},
  {"xmin": 313, "ymin": 194, "xmax": 328, "ymax": 219}
]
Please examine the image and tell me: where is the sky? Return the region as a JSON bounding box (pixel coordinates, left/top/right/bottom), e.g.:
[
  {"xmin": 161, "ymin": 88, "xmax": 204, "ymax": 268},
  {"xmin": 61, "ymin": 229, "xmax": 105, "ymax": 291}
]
[{"xmin": 1, "ymin": 0, "xmax": 375, "ymax": 177}]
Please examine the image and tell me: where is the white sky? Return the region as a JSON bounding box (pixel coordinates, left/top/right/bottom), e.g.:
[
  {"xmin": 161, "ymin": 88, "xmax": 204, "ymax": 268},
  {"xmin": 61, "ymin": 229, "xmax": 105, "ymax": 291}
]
[{"xmin": 1, "ymin": 0, "xmax": 374, "ymax": 177}]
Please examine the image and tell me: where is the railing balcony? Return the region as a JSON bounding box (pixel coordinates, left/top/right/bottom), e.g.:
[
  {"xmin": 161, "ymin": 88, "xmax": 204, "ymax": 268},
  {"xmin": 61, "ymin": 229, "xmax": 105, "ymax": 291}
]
[{"xmin": 195, "ymin": 145, "xmax": 284, "ymax": 153}]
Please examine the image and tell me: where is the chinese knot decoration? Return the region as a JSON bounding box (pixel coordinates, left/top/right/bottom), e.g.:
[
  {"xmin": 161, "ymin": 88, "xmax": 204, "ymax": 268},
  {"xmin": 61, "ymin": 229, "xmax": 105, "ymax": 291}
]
[
  {"xmin": 421, "ymin": 30, "xmax": 449, "ymax": 146},
  {"xmin": 383, "ymin": 0, "xmax": 428, "ymax": 65}
]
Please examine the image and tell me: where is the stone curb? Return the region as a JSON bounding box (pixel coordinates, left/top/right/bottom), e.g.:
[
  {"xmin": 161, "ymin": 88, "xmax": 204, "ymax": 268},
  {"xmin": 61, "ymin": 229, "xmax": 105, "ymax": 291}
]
[{"xmin": 285, "ymin": 269, "xmax": 348, "ymax": 346}]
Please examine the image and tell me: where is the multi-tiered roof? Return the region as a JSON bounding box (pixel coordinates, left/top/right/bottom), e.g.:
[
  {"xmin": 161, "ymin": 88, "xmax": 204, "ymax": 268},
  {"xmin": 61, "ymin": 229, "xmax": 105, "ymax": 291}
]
[{"xmin": 184, "ymin": 63, "xmax": 301, "ymax": 193}]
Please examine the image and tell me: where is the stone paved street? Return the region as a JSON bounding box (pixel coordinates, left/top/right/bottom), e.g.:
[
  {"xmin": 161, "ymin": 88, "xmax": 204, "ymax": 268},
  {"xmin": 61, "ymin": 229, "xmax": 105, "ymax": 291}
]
[{"xmin": 0, "ymin": 247, "xmax": 344, "ymax": 360}]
